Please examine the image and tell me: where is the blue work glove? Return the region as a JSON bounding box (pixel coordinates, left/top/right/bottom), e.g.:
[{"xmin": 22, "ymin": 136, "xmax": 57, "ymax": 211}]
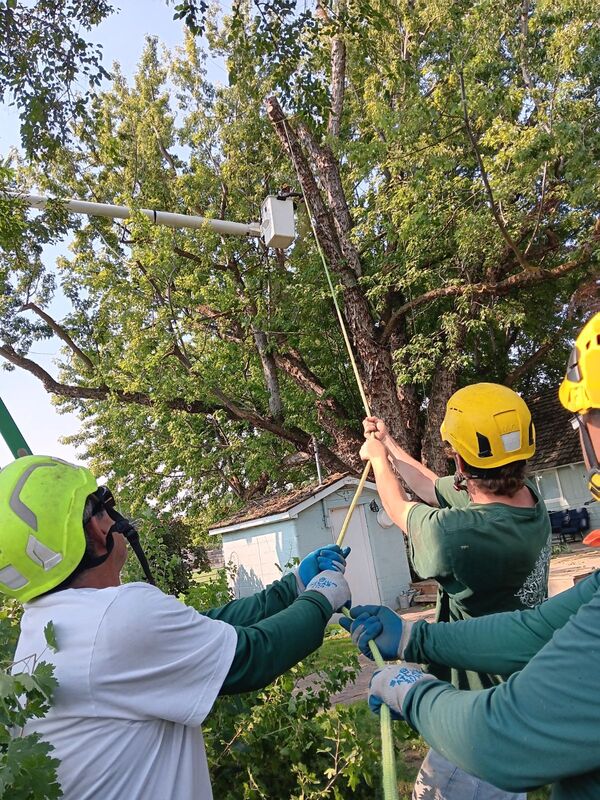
[
  {"xmin": 297, "ymin": 544, "xmax": 351, "ymax": 590},
  {"xmin": 304, "ymin": 570, "xmax": 351, "ymax": 613},
  {"xmin": 339, "ymin": 605, "xmax": 413, "ymax": 661},
  {"xmin": 369, "ymin": 663, "xmax": 436, "ymax": 721}
]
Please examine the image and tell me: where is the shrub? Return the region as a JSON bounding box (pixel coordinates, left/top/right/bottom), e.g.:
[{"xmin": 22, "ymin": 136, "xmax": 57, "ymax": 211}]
[
  {"xmin": 202, "ymin": 642, "xmax": 416, "ymax": 799},
  {"xmin": 0, "ymin": 601, "xmax": 61, "ymax": 799}
]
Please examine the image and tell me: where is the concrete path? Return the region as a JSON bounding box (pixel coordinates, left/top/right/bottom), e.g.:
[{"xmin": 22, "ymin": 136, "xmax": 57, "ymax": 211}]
[{"xmin": 331, "ymin": 543, "xmax": 600, "ymax": 705}]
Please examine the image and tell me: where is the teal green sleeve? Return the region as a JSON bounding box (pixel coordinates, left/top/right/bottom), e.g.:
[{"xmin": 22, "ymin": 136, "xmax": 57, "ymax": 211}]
[
  {"xmin": 405, "ymin": 571, "xmax": 600, "ymax": 673},
  {"xmin": 202, "ymin": 573, "xmax": 298, "ymax": 625},
  {"xmin": 406, "ymin": 504, "xmax": 453, "ymax": 578},
  {"xmin": 403, "ymin": 574, "xmax": 600, "ymax": 793},
  {"xmin": 219, "ymin": 591, "xmax": 331, "ymax": 694},
  {"xmin": 434, "ymin": 476, "xmax": 469, "ymax": 509}
]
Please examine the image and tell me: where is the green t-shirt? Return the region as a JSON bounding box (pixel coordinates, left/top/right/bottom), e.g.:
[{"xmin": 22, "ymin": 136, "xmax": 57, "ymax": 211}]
[{"xmin": 406, "ymin": 476, "xmax": 551, "ymax": 690}]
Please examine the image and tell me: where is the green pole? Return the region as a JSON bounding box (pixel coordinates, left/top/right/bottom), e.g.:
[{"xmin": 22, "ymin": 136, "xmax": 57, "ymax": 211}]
[{"xmin": 0, "ymin": 397, "xmax": 32, "ymax": 458}]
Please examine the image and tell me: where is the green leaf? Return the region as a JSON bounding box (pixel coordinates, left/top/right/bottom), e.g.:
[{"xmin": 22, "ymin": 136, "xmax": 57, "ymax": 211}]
[{"xmin": 43, "ymin": 622, "xmax": 58, "ymax": 653}]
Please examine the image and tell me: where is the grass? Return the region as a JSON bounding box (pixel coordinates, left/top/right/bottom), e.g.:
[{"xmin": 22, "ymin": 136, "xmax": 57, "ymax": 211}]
[
  {"xmin": 315, "ymin": 625, "xmax": 355, "ymax": 664},
  {"xmin": 191, "ymin": 568, "xmax": 220, "ymax": 585}
]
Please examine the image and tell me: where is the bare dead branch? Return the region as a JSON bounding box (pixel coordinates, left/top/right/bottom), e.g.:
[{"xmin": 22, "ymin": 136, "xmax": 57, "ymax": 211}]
[{"xmin": 328, "ymin": 32, "xmax": 346, "ymax": 137}]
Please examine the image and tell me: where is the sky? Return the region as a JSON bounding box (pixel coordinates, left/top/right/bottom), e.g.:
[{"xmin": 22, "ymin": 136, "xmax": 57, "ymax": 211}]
[{"xmin": 0, "ymin": 0, "xmax": 227, "ymax": 466}]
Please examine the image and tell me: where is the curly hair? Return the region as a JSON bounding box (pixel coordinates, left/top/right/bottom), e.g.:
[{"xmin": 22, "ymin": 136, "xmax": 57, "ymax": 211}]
[{"xmin": 464, "ymin": 459, "xmax": 527, "ymax": 497}]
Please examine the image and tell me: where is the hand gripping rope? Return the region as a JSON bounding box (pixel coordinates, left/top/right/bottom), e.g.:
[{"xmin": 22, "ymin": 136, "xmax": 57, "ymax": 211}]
[{"xmin": 281, "ymin": 118, "xmax": 399, "ymax": 800}]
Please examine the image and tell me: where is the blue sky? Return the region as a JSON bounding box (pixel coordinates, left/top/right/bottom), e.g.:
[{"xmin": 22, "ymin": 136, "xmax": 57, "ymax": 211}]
[{"xmin": 0, "ymin": 0, "xmax": 227, "ymax": 465}]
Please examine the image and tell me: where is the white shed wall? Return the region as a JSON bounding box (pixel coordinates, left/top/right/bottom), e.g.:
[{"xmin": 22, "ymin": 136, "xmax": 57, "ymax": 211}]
[
  {"xmin": 219, "ymin": 481, "xmax": 413, "ymax": 609},
  {"xmin": 222, "ymin": 522, "xmax": 297, "ymax": 598}
]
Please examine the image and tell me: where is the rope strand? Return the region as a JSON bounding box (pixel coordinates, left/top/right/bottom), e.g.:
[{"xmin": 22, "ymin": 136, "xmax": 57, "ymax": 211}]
[{"xmin": 280, "ymin": 114, "xmax": 399, "ymax": 800}]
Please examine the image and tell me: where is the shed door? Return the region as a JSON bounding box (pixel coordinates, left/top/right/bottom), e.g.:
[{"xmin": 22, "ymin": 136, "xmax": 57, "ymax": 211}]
[{"xmin": 329, "ymin": 504, "xmax": 381, "ymax": 606}]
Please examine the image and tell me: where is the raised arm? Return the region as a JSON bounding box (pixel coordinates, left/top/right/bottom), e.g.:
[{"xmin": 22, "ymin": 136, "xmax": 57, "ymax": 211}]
[
  {"xmin": 364, "ymin": 417, "xmax": 440, "ymax": 506},
  {"xmin": 360, "ymin": 436, "xmax": 418, "ymax": 533}
]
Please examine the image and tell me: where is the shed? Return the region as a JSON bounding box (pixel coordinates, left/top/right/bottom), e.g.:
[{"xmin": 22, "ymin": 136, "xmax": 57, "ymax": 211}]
[
  {"xmin": 527, "ymin": 388, "xmax": 600, "ymax": 528},
  {"xmin": 209, "ymin": 473, "xmax": 413, "ymax": 608}
]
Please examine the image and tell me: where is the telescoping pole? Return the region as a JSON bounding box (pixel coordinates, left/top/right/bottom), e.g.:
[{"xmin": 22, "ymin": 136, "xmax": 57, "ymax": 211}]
[{"xmin": 0, "ymin": 398, "xmax": 32, "ymax": 458}]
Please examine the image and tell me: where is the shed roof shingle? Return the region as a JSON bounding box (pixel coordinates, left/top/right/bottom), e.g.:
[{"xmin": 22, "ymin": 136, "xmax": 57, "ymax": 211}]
[
  {"xmin": 211, "ymin": 472, "xmax": 350, "ymax": 530},
  {"xmin": 527, "ymin": 387, "xmax": 583, "ymax": 471}
]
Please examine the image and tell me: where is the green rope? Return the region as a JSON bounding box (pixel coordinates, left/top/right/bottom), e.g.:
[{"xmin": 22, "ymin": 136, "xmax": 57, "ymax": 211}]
[
  {"xmin": 342, "ymin": 608, "xmax": 399, "ymax": 800},
  {"xmin": 280, "ymin": 115, "xmax": 399, "ymax": 800}
]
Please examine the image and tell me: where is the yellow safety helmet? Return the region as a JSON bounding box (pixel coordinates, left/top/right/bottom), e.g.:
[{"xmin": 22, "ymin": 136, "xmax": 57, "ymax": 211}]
[
  {"xmin": 559, "ymin": 313, "xmax": 600, "ymax": 414},
  {"xmin": 0, "ymin": 455, "xmax": 97, "ymax": 602},
  {"xmin": 441, "ymin": 383, "xmax": 535, "ymax": 469},
  {"xmin": 559, "ymin": 313, "xmax": 600, "ymax": 503}
]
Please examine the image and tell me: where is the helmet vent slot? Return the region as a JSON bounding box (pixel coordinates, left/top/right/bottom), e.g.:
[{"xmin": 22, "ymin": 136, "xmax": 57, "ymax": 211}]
[{"xmin": 476, "ymin": 432, "xmax": 492, "ymax": 458}]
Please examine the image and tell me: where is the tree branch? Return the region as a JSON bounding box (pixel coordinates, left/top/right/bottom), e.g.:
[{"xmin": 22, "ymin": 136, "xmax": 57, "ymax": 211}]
[
  {"xmin": 0, "ymin": 344, "xmax": 215, "ymax": 412},
  {"xmin": 0, "ymin": 344, "xmax": 351, "ymax": 472},
  {"xmin": 382, "ymin": 231, "xmax": 599, "ymax": 343},
  {"xmin": 504, "ymin": 340, "xmax": 554, "ymax": 387},
  {"xmin": 296, "ymin": 122, "xmax": 359, "ymax": 275},
  {"xmin": 265, "ymin": 97, "xmax": 353, "ymax": 286},
  {"xmin": 459, "ymin": 72, "xmax": 532, "ymax": 271},
  {"xmin": 20, "ymin": 302, "xmax": 95, "ymax": 373},
  {"xmin": 328, "ymin": 27, "xmax": 346, "ymax": 137}
]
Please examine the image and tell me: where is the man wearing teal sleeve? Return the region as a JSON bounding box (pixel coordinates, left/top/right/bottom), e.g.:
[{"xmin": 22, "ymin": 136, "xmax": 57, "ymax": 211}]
[
  {"xmin": 351, "ymin": 312, "xmax": 600, "ymax": 800},
  {"xmin": 360, "ymin": 381, "xmax": 550, "ymax": 799},
  {"xmin": 0, "ymin": 456, "xmax": 352, "ymax": 800}
]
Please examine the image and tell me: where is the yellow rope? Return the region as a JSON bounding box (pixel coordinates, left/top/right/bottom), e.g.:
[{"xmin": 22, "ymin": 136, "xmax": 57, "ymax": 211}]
[
  {"xmin": 281, "ymin": 114, "xmax": 398, "ymax": 800},
  {"xmin": 335, "ymin": 460, "xmax": 372, "ymax": 547}
]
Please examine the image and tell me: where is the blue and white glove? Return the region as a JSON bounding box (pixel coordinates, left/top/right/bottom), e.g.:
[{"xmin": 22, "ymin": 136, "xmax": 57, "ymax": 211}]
[
  {"xmin": 339, "ymin": 604, "xmax": 414, "ymax": 661},
  {"xmin": 296, "ymin": 544, "xmax": 351, "ymax": 591},
  {"xmin": 304, "ymin": 570, "xmax": 351, "ymax": 613},
  {"xmin": 369, "ymin": 663, "xmax": 436, "ymax": 720}
]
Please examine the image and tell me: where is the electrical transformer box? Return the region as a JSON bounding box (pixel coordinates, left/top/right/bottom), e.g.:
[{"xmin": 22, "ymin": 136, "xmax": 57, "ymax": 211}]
[{"xmin": 260, "ymin": 196, "xmax": 295, "ymax": 248}]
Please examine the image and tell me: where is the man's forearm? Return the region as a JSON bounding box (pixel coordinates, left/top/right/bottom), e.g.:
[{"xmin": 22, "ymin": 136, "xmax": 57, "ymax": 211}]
[
  {"xmin": 405, "ymin": 571, "xmax": 600, "ymax": 673},
  {"xmin": 203, "ymin": 573, "xmax": 298, "ymax": 626},
  {"xmin": 381, "ymin": 435, "xmax": 439, "ymax": 506},
  {"xmin": 370, "ymin": 456, "xmax": 417, "ymax": 533},
  {"xmin": 219, "ymin": 591, "xmax": 331, "ymax": 694},
  {"xmin": 405, "ymin": 582, "xmax": 600, "ymax": 793}
]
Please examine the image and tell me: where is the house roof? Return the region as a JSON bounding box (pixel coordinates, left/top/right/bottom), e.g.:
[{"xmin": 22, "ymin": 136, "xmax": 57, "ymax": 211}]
[
  {"xmin": 209, "ymin": 472, "xmax": 376, "ymax": 535},
  {"xmin": 527, "ymin": 387, "xmax": 583, "ymax": 471}
]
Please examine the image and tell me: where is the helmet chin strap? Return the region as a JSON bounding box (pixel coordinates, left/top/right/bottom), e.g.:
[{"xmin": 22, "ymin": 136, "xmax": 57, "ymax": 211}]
[
  {"xmin": 574, "ymin": 414, "xmax": 600, "ymax": 501},
  {"xmin": 104, "ymin": 506, "xmax": 155, "ymax": 585}
]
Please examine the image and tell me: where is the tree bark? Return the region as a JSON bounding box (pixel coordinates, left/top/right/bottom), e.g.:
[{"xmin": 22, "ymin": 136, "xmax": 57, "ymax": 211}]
[{"xmin": 266, "ymin": 95, "xmax": 421, "ymax": 457}]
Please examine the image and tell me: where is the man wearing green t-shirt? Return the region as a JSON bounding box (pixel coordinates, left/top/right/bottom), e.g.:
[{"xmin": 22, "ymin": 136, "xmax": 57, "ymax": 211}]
[
  {"xmin": 358, "ymin": 382, "xmax": 550, "ymax": 799},
  {"xmin": 344, "ymin": 312, "xmax": 600, "ymax": 800}
]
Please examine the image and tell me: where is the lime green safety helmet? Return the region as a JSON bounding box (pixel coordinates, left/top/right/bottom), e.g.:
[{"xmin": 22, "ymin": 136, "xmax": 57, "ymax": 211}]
[{"xmin": 0, "ymin": 456, "xmax": 98, "ymax": 602}]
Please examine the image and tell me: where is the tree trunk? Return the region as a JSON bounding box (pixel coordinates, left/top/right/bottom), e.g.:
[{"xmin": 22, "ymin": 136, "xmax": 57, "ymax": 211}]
[{"xmin": 266, "ymin": 96, "xmax": 421, "ymax": 457}]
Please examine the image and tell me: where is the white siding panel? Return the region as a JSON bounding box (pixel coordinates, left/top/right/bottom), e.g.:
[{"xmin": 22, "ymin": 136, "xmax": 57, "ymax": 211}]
[{"xmin": 222, "ymin": 524, "xmax": 297, "ymax": 598}]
